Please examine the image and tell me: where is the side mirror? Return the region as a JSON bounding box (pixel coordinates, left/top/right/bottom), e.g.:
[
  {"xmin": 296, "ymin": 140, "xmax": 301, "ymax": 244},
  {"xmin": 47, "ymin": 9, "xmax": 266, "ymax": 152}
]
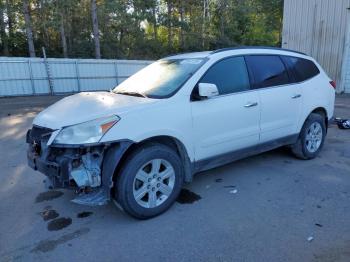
[{"xmin": 198, "ymin": 83, "xmax": 219, "ymax": 99}]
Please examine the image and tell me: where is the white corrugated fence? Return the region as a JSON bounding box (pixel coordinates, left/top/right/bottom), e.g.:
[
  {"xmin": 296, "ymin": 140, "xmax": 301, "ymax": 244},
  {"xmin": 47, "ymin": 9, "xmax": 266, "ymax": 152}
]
[{"xmin": 0, "ymin": 57, "xmax": 153, "ymax": 96}]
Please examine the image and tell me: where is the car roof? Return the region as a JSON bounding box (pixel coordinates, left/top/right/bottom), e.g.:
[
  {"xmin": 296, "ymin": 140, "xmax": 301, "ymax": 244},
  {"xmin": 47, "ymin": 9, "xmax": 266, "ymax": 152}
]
[
  {"xmin": 165, "ymin": 51, "xmax": 212, "ymax": 59},
  {"xmin": 165, "ymin": 46, "xmax": 308, "ymax": 60},
  {"xmin": 211, "ymin": 46, "xmax": 307, "ymax": 56}
]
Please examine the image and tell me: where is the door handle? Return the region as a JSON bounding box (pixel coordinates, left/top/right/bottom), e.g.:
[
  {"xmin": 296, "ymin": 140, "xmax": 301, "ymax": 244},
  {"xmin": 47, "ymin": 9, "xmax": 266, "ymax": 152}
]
[
  {"xmin": 244, "ymin": 102, "xmax": 258, "ymax": 108},
  {"xmin": 292, "ymin": 94, "xmax": 302, "ymax": 99}
]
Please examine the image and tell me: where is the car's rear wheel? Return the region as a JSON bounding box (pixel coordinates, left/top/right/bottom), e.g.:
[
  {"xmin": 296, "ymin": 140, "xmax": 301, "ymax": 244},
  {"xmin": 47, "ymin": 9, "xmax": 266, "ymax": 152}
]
[
  {"xmin": 114, "ymin": 143, "xmax": 183, "ymax": 219},
  {"xmin": 291, "ymin": 113, "xmax": 326, "ymax": 159}
]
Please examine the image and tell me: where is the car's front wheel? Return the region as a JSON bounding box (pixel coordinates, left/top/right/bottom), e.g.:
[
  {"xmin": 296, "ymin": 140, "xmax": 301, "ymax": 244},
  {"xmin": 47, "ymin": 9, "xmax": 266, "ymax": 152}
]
[
  {"xmin": 114, "ymin": 143, "xmax": 184, "ymax": 219},
  {"xmin": 291, "ymin": 113, "xmax": 326, "ymax": 159}
]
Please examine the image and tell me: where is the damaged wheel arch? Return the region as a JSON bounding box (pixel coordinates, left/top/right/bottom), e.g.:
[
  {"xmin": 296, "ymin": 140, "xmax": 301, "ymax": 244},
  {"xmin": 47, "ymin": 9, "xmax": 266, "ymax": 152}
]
[
  {"xmin": 101, "ymin": 140, "xmax": 134, "ymax": 190},
  {"xmin": 109, "ymin": 136, "xmax": 193, "ymax": 190}
]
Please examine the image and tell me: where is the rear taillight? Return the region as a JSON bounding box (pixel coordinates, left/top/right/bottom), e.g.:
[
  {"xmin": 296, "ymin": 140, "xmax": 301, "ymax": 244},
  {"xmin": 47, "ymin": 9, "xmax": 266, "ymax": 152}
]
[{"xmin": 330, "ymin": 80, "xmax": 336, "ymax": 89}]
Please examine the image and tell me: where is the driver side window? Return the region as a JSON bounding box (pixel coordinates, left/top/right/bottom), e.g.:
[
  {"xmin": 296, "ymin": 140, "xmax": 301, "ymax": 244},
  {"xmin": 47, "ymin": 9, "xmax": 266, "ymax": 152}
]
[{"xmin": 200, "ymin": 56, "xmax": 250, "ymax": 95}]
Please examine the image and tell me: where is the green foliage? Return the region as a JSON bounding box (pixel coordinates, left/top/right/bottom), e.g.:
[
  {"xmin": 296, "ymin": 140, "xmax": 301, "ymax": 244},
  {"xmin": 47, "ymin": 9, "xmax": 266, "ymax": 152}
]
[{"xmin": 0, "ymin": 0, "xmax": 283, "ymax": 59}]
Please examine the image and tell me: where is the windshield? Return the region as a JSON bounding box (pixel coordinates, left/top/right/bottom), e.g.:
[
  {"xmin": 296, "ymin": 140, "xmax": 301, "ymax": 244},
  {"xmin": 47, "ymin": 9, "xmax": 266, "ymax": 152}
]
[{"xmin": 113, "ymin": 58, "xmax": 205, "ymax": 98}]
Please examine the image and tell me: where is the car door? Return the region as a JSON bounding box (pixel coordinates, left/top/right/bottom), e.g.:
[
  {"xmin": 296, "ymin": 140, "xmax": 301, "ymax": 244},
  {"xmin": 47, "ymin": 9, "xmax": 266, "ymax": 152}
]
[
  {"xmin": 191, "ymin": 56, "xmax": 260, "ymax": 162},
  {"xmin": 245, "ymin": 55, "xmax": 302, "ymax": 143}
]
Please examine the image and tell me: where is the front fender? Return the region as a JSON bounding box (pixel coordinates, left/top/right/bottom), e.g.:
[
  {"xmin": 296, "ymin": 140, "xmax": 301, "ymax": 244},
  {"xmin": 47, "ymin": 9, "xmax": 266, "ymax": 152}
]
[{"xmin": 101, "ymin": 140, "xmax": 133, "ymax": 190}]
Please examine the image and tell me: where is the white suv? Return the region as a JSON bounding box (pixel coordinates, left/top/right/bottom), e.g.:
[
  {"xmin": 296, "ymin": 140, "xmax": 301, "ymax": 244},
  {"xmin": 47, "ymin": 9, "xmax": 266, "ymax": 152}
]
[{"xmin": 27, "ymin": 47, "xmax": 335, "ymax": 219}]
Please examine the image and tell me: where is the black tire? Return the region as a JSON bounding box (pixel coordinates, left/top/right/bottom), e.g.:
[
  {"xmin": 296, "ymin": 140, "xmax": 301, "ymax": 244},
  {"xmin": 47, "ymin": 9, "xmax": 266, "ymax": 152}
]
[
  {"xmin": 114, "ymin": 143, "xmax": 184, "ymax": 219},
  {"xmin": 291, "ymin": 113, "xmax": 326, "ymax": 160}
]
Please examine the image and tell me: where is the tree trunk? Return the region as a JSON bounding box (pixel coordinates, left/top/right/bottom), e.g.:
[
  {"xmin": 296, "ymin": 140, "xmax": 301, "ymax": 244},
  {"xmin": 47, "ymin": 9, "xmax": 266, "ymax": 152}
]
[
  {"xmin": 39, "ymin": 0, "xmax": 50, "ymax": 50},
  {"xmin": 60, "ymin": 13, "xmax": 68, "ymax": 58},
  {"xmin": 66, "ymin": 6, "xmax": 72, "ymax": 56},
  {"xmin": 5, "ymin": 0, "xmax": 13, "ymax": 34},
  {"xmin": 219, "ymin": 0, "xmax": 226, "ymax": 39},
  {"xmin": 5, "ymin": 0, "xmax": 13, "ymax": 48},
  {"xmin": 152, "ymin": 5, "xmax": 157, "ymax": 41},
  {"xmin": 0, "ymin": 3, "xmax": 9, "ymax": 56},
  {"xmin": 91, "ymin": 0, "xmax": 101, "ymax": 59},
  {"xmin": 201, "ymin": 0, "xmax": 207, "ymax": 48},
  {"xmin": 119, "ymin": 28, "xmax": 124, "ymax": 57},
  {"xmin": 179, "ymin": 0, "xmax": 185, "ymax": 50},
  {"xmin": 167, "ymin": 0, "xmax": 172, "ymax": 50},
  {"xmin": 23, "ymin": 0, "xmax": 36, "ymax": 57}
]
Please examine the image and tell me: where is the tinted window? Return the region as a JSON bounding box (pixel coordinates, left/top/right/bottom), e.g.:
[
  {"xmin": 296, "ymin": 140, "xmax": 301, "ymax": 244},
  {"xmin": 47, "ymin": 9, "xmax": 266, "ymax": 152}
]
[
  {"xmin": 245, "ymin": 55, "xmax": 289, "ymax": 88},
  {"xmin": 200, "ymin": 56, "xmax": 250, "ymax": 95},
  {"xmin": 282, "ymin": 56, "xmax": 320, "ymax": 82}
]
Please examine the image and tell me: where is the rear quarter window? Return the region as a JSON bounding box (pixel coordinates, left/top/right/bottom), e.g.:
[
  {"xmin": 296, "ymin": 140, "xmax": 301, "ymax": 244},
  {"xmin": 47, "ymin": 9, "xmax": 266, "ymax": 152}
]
[
  {"xmin": 282, "ymin": 56, "xmax": 320, "ymax": 83},
  {"xmin": 245, "ymin": 55, "xmax": 290, "ymax": 88}
]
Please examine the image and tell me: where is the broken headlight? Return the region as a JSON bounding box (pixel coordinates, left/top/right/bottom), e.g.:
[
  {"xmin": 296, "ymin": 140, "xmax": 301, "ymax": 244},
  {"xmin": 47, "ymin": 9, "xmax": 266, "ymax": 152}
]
[{"xmin": 53, "ymin": 115, "xmax": 120, "ymax": 145}]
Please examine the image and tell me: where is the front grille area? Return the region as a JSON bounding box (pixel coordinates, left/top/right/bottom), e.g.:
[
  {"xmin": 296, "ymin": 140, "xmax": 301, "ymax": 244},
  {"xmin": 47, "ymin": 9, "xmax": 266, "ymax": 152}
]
[{"xmin": 26, "ymin": 125, "xmax": 54, "ymax": 144}]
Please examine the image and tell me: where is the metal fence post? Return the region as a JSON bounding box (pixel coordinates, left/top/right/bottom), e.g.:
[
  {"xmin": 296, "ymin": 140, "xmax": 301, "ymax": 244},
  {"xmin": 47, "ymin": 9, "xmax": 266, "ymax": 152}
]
[
  {"xmin": 28, "ymin": 60, "xmax": 36, "ymax": 95},
  {"xmin": 114, "ymin": 61, "xmax": 119, "ymax": 85},
  {"xmin": 75, "ymin": 60, "xmax": 81, "ymax": 92},
  {"xmin": 42, "ymin": 47, "xmax": 54, "ymax": 95}
]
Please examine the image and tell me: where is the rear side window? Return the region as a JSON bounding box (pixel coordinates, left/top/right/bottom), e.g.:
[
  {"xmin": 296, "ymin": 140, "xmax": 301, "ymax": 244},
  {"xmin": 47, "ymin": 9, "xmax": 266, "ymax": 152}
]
[
  {"xmin": 245, "ymin": 55, "xmax": 290, "ymax": 88},
  {"xmin": 282, "ymin": 56, "xmax": 320, "ymax": 82},
  {"xmin": 200, "ymin": 56, "xmax": 250, "ymax": 95}
]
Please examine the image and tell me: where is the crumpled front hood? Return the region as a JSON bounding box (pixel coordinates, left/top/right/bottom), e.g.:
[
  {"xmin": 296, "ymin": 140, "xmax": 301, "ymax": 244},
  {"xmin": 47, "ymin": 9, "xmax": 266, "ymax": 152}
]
[{"xmin": 33, "ymin": 92, "xmax": 156, "ymax": 129}]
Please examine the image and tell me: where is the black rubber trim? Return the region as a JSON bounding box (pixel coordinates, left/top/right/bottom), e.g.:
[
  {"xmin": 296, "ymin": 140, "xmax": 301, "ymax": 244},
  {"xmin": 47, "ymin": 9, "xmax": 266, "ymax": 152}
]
[
  {"xmin": 101, "ymin": 141, "xmax": 133, "ymax": 189},
  {"xmin": 211, "ymin": 46, "xmax": 307, "ymax": 56},
  {"xmin": 194, "ymin": 134, "xmax": 299, "ymax": 173}
]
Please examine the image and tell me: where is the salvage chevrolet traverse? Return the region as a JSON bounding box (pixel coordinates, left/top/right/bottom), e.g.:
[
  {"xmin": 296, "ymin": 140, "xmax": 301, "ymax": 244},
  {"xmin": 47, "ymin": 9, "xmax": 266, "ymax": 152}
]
[{"xmin": 27, "ymin": 47, "xmax": 335, "ymax": 219}]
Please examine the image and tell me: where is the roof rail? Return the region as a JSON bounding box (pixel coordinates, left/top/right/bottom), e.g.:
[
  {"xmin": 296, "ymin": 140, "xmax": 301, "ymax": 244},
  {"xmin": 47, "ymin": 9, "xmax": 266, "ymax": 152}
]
[{"xmin": 210, "ymin": 46, "xmax": 307, "ymax": 56}]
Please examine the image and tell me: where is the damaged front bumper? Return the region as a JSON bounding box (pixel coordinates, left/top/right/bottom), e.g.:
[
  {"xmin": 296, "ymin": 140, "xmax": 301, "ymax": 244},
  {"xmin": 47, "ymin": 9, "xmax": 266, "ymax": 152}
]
[{"xmin": 26, "ymin": 126, "xmax": 132, "ymax": 206}]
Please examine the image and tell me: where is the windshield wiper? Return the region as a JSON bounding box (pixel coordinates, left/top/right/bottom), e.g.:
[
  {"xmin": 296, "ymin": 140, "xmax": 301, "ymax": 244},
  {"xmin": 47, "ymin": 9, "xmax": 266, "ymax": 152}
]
[{"xmin": 113, "ymin": 90, "xmax": 147, "ymax": 98}]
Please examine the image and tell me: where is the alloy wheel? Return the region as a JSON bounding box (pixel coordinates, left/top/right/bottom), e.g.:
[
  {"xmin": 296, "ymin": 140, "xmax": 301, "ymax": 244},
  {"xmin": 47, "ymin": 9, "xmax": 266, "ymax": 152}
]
[
  {"xmin": 133, "ymin": 159, "xmax": 176, "ymax": 208},
  {"xmin": 305, "ymin": 122, "xmax": 323, "ymax": 153}
]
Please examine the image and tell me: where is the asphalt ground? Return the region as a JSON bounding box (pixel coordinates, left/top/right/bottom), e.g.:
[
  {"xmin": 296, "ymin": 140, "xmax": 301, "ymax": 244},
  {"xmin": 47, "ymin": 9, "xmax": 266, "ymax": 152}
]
[{"xmin": 0, "ymin": 94, "xmax": 350, "ymax": 262}]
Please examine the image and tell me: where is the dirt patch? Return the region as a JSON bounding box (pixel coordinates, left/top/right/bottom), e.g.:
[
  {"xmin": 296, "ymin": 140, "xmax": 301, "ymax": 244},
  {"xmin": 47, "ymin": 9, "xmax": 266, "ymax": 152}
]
[
  {"xmin": 176, "ymin": 189, "xmax": 201, "ymax": 204},
  {"xmin": 47, "ymin": 217, "xmax": 72, "ymax": 231},
  {"xmin": 35, "ymin": 191, "xmax": 63, "ymax": 203}
]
